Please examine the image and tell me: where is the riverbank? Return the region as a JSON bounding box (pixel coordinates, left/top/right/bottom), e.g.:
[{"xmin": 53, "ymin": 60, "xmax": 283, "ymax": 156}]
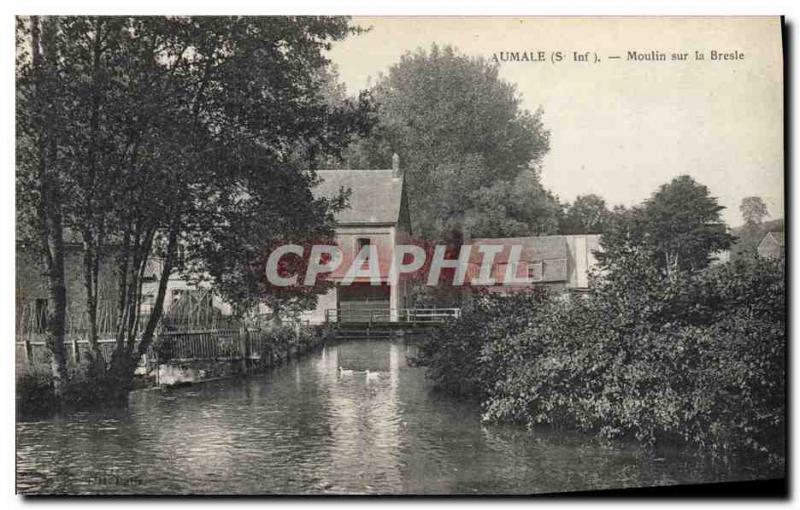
[
  {"xmin": 16, "ymin": 322, "xmax": 337, "ymax": 418},
  {"xmin": 17, "ymin": 338, "xmax": 775, "ymax": 495},
  {"xmin": 414, "ymin": 257, "xmax": 785, "ymax": 476}
]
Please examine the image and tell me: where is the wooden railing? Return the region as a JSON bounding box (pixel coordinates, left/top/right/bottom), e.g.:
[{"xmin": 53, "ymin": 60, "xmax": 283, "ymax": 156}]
[
  {"xmin": 15, "ymin": 336, "xmax": 155, "ymax": 375},
  {"xmin": 156, "ymin": 329, "xmax": 241, "ymax": 361},
  {"xmin": 16, "ymin": 328, "xmax": 303, "ymax": 374},
  {"xmin": 324, "ymin": 307, "xmax": 461, "ymax": 324}
]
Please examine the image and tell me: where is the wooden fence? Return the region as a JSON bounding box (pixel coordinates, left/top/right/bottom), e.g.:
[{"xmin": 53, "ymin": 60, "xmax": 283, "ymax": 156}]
[
  {"xmin": 16, "ymin": 336, "xmax": 154, "ymax": 377},
  {"xmin": 16, "ymin": 326, "xmax": 315, "ymax": 377}
]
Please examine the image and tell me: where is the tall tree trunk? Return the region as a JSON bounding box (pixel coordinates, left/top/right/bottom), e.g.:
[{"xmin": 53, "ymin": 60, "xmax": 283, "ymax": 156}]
[
  {"xmin": 106, "ymin": 216, "xmax": 180, "ymax": 403},
  {"xmin": 139, "ymin": 218, "xmax": 180, "ymax": 358},
  {"xmin": 82, "ymin": 232, "xmax": 104, "ymax": 369},
  {"xmin": 44, "ymin": 198, "xmax": 68, "ymax": 397},
  {"xmin": 81, "ymin": 16, "xmax": 106, "ymax": 370},
  {"xmin": 32, "ymin": 16, "xmax": 69, "ymax": 398},
  {"xmin": 114, "ymin": 226, "xmax": 132, "ymax": 350}
]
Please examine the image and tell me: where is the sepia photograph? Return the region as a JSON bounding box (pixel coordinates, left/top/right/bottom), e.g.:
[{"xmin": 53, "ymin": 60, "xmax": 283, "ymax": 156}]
[{"xmin": 13, "ymin": 14, "xmax": 786, "ymax": 496}]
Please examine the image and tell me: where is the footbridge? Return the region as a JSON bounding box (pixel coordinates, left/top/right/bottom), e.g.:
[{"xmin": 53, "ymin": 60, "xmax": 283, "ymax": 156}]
[{"xmin": 324, "ymin": 307, "xmax": 461, "ymax": 339}]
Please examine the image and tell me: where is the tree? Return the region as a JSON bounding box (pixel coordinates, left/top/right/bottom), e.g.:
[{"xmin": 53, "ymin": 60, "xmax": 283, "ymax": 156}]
[
  {"xmin": 559, "ymin": 194, "xmax": 612, "ymax": 234},
  {"xmin": 643, "ymin": 176, "xmax": 733, "ymax": 274},
  {"xmin": 740, "ymin": 196, "xmax": 769, "ymax": 226},
  {"xmin": 467, "ymin": 169, "xmax": 561, "ymax": 238},
  {"xmin": 183, "ymin": 168, "xmax": 347, "ymax": 322},
  {"xmin": 16, "ymin": 16, "xmax": 371, "ymax": 403},
  {"xmin": 343, "ymin": 44, "xmax": 555, "ymax": 239},
  {"xmin": 597, "ymin": 176, "xmax": 734, "ymax": 278},
  {"xmin": 16, "ymin": 16, "xmax": 70, "ymax": 396}
]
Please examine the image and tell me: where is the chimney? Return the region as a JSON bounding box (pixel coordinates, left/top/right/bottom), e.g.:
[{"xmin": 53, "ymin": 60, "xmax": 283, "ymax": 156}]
[{"xmin": 392, "ymin": 153, "xmax": 401, "ymax": 178}]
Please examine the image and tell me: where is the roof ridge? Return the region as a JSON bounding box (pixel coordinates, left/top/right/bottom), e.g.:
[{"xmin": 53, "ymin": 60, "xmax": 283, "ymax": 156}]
[
  {"xmin": 471, "ymin": 235, "xmax": 571, "ymax": 241},
  {"xmin": 314, "ymin": 169, "xmax": 393, "ymax": 173}
]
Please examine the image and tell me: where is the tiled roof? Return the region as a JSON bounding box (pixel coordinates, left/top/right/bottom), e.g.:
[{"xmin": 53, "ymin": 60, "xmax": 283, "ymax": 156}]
[
  {"xmin": 313, "ymin": 170, "xmax": 403, "ymax": 225},
  {"xmin": 469, "ymin": 235, "xmax": 568, "ymax": 263}
]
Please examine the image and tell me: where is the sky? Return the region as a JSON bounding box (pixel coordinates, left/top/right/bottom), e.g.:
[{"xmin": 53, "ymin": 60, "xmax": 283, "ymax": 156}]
[{"xmin": 326, "ymin": 16, "xmax": 784, "ymax": 227}]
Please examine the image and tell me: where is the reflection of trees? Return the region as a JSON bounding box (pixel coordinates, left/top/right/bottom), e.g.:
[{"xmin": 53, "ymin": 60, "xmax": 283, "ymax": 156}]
[
  {"xmin": 478, "ymin": 426, "xmax": 733, "ymax": 493},
  {"xmin": 17, "ymin": 407, "xmax": 152, "ymax": 494},
  {"xmin": 18, "ymin": 340, "xmax": 746, "ymax": 495}
]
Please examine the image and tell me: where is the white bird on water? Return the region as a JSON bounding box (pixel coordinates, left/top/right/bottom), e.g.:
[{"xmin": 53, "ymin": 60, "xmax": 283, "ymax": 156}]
[
  {"xmin": 338, "ymin": 366, "xmax": 354, "ymax": 377},
  {"xmin": 365, "ymin": 370, "xmax": 380, "ymax": 382}
]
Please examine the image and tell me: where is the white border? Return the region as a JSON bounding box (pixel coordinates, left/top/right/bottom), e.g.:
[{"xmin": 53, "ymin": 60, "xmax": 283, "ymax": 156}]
[{"xmin": 2, "ymin": 1, "xmax": 796, "ymax": 508}]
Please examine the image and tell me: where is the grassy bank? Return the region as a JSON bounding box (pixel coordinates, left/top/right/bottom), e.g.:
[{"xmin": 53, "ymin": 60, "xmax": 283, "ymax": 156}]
[{"xmin": 17, "ymin": 323, "xmax": 332, "ymax": 417}]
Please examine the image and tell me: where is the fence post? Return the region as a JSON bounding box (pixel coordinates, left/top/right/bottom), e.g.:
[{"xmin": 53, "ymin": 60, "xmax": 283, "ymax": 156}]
[
  {"xmin": 239, "ymin": 328, "xmax": 249, "ymax": 374},
  {"xmin": 71, "ymin": 337, "xmax": 80, "ymax": 364},
  {"xmin": 23, "ymin": 337, "xmax": 32, "ymax": 365}
]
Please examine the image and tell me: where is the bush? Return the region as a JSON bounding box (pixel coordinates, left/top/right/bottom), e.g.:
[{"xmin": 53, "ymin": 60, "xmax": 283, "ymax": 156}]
[
  {"xmin": 16, "ymin": 373, "xmax": 57, "ymax": 415},
  {"xmin": 419, "ymin": 256, "xmax": 785, "ymax": 468},
  {"xmin": 413, "ymin": 288, "xmax": 549, "ymax": 399},
  {"xmin": 258, "ymin": 322, "xmax": 322, "ymax": 363}
]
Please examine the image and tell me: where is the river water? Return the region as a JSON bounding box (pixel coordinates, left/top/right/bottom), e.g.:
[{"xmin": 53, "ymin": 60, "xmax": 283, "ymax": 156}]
[{"xmin": 17, "ymin": 339, "xmax": 765, "ymax": 495}]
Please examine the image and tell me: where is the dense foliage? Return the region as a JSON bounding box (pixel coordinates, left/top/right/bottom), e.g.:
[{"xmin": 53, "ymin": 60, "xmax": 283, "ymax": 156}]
[
  {"xmin": 415, "ymin": 177, "xmax": 784, "ymax": 469},
  {"xmin": 559, "ymin": 194, "xmax": 612, "ymax": 235},
  {"xmin": 338, "ymin": 44, "xmax": 558, "ymax": 239},
  {"xmin": 730, "ymin": 219, "xmax": 784, "ymax": 262},
  {"xmin": 740, "ymin": 196, "xmax": 770, "ymax": 226},
  {"xmin": 16, "ymin": 16, "xmax": 370, "ymax": 402},
  {"xmin": 417, "ymin": 257, "xmax": 785, "ymax": 467},
  {"xmin": 413, "ymin": 289, "xmax": 548, "ymax": 399}
]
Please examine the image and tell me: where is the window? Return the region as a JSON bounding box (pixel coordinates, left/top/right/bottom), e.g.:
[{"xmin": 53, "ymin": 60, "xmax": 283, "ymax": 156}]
[
  {"xmin": 34, "ymin": 298, "xmax": 48, "ymax": 332},
  {"xmin": 141, "ymin": 292, "xmax": 156, "ymax": 307},
  {"xmin": 527, "ymin": 262, "xmax": 544, "ymax": 282},
  {"xmin": 355, "ymin": 238, "xmax": 371, "ymax": 268}
]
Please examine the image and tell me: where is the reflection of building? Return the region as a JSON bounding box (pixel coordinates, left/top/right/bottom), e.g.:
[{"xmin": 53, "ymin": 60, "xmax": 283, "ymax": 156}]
[
  {"xmin": 305, "ymin": 156, "xmax": 413, "ymax": 324},
  {"xmin": 318, "ymin": 341, "xmax": 403, "ymax": 492},
  {"xmin": 757, "ymin": 231, "xmax": 785, "ymax": 260},
  {"xmin": 466, "ymin": 234, "xmax": 601, "ymax": 293},
  {"xmin": 335, "ymin": 342, "xmax": 392, "ymax": 372}
]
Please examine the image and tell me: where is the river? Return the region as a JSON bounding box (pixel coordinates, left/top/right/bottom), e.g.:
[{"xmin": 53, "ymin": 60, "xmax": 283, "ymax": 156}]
[{"xmin": 16, "ymin": 338, "xmax": 764, "ymax": 495}]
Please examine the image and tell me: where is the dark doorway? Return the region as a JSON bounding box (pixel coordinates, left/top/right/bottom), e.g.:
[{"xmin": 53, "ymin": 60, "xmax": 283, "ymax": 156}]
[{"xmin": 337, "ymin": 283, "xmax": 390, "ymax": 322}]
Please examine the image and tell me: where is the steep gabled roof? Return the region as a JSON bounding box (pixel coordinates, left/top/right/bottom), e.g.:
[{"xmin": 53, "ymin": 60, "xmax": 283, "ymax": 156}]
[
  {"xmin": 313, "ymin": 170, "xmax": 404, "ymax": 225},
  {"xmin": 767, "ymin": 231, "xmax": 785, "ymax": 246}
]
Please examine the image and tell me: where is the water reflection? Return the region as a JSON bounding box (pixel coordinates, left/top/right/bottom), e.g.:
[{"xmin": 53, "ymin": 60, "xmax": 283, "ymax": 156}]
[{"xmin": 16, "ymin": 339, "xmax": 769, "ymax": 495}]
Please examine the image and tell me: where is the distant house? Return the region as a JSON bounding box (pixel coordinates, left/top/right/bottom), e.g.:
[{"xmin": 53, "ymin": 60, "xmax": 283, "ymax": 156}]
[
  {"xmin": 17, "ymin": 159, "xmax": 413, "ymax": 331},
  {"xmin": 139, "ymin": 257, "xmax": 233, "ymax": 329},
  {"xmin": 16, "ymin": 241, "xmax": 231, "ymax": 339},
  {"xmin": 134, "ymin": 159, "xmax": 414, "ymax": 326},
  {"xmin": 16, "ymin": 235, "xmax": 120, "ymax": 338},
  {"xmin": 466, "ymin": 234, "xmax": 602, "ymax": 293},
  {"xmin": 305, "ymin": 157, "xmax": 412, "ymax": 323},
  {"xmin": 757, "ymin": 231, "xmax": 785, "ymax": 260},
  {"xmin": 729, "ymin": 218, "xmax": 784, "ymax": 262}
]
